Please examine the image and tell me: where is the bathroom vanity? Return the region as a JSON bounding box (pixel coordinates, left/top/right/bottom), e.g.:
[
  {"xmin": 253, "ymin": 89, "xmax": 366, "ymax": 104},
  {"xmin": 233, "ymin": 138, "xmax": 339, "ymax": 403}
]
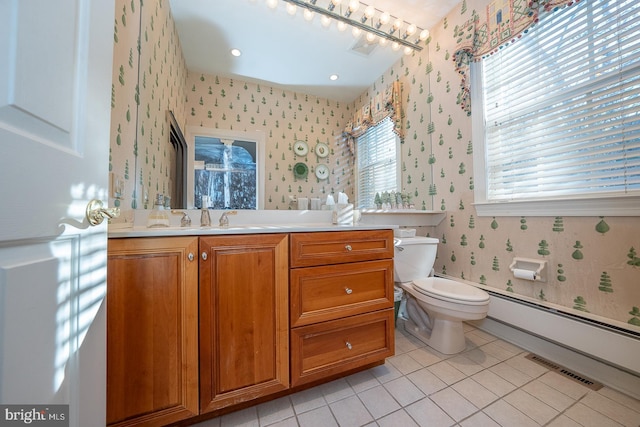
[{"xmin": 106, "ymin": 223, "xmax": 395, "ymax": 427}]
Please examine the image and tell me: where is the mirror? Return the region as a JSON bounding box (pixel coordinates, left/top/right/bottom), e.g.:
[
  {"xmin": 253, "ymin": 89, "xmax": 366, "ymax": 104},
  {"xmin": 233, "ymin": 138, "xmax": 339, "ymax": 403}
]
[{"xmin": 108, "ymin": 0, "xmax": 433, "ymax": 213}]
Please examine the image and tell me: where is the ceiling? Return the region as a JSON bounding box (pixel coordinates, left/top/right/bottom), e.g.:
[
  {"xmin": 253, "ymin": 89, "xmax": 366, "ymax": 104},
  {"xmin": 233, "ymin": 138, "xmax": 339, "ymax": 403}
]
[{"xmin": 169, "ymin": 0, "xmax": 459, "ymax": 103}]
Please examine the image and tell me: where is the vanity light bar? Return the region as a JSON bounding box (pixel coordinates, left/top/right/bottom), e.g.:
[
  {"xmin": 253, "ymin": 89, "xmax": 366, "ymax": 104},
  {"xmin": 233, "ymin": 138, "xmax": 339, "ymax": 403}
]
[{"xmin": 281, "ymin": 0, "xmax": 425, "ymax": 51}]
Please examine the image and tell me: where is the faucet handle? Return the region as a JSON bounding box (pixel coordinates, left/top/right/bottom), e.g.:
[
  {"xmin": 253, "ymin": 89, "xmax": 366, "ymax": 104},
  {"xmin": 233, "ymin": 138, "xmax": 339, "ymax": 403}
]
[
  {"xmin": 171, "ymin": 210, "xmax": 192, "ymax": 227},
  {"xmin": 218, "ymin": 210, "xmax": 237, "ymax": 227}
]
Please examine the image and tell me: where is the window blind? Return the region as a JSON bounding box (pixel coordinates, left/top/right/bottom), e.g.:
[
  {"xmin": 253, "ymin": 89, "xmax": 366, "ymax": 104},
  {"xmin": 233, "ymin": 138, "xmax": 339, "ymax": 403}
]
[
  {"xmin": 481, "ymin": 0, "xmax": 640, "ymax": 202},
  {"xmin": 356, "ymin": 117, "xmax": 398, "ymax": 208}
]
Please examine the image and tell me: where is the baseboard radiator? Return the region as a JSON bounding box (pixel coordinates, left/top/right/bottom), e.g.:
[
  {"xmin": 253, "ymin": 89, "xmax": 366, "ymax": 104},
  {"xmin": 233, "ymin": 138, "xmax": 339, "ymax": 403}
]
[{"xmin": 472, "ymin": 291, "xmax": 640, "ymax": 400}]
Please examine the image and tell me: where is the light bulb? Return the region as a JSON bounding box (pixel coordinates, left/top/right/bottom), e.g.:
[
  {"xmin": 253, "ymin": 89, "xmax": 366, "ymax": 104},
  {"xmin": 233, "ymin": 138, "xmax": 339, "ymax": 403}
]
[
  {"xmin": 286, "ymin": 3, "xmax": 296, "ymax": 15},
  {"xmin": 266, "ymin": 0, "xmax": 278, "ymax": 10},
  {"xmin": 352, "ymin": 26, "xmax": 362, "ymax": 38},
  {"xmin": 406, "ymin": 24, "xmax": 416, "ymax": 35},
  {"xmin": 392, "ymin": 41, "xmax": 401, "ymax": 51},
  {"xmin": 321, "ymin": 15, "xmax": 331, "ymax": 27},
  {"xmin": 337, "ymin": 21, "xmax": 347, "ymax": 31},
  {"xmin": 366, "ymin": 32, "xmax": 376, "ymax": 43},
  {"xmin": 303, "ymin": 9, "xmax": 314, "ymax": 21},
  {"xmin": 379, "ymin": 37, "xmax": 388, "ymax": 46},
  {"xmin": 419, "ymin": 29, "xmax": 430, "ymax": 40},
  {"xmin": 404, "ymin": 46, "xmax": 413, "ymax": 55},
  {"xmin": 393, "ymin": 18, "xmax": 403, "ymax": 30},
  {"xmin": 364, "ymin": 5, "xmax": 375, "ymax": 19},
  {"xmin": 379, "ymin": 12, "xmax": 390, "ymax": 25},
  {"xmin": 348, "ymin": 0, "xmax": 359, "ymax": 12}
]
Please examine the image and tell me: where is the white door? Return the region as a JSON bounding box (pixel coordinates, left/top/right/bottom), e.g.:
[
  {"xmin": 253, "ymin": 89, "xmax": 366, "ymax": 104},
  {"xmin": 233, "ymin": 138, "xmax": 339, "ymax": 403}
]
[{"xmin": 0, "ymin": 1, "xmax": 114, "ymax": 426}]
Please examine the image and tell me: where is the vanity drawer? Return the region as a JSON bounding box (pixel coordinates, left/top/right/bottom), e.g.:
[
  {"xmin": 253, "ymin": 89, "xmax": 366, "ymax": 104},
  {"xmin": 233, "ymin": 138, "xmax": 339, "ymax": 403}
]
[
  {"xmin": 290, "ymin": 230, "xmax": 394, "ymax": 268},
  {"xmin": 290, "ymin": 259, "xmax": 394, "ymax": 327},
  {"xmin": 290, "ymin": 309, "xmax": 394, "ymax": 387}
]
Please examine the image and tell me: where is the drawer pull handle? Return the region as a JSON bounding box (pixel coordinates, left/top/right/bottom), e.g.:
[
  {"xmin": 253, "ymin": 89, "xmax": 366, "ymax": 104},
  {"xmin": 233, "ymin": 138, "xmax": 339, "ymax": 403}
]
[
  {"xmin": 345, "ymin": 341, "xmax": 352, "ymax": 350},
  {"xmin": 201, "ymin": 252, "xmax": 208, "ymax": 261},
  {"xmin": 345, "ymin": 287, "xmax": 353, "ymax": 295},
  {"xmin": 345, "ymin": 244, "xmax": 352, "ymax": 251},
  {"xmin": 188, "ymin": 252, "xmax": 194, "ymax": 262}
]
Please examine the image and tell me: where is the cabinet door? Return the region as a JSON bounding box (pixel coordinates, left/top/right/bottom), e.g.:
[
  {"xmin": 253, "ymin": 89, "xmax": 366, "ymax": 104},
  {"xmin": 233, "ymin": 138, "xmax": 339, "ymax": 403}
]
[
  {"xmin": 199, "ymin": 234, "xmax": 289, "ymax": 413},
  {"xmin": 107, "ymin": 237, "xmax": 199, "ymax": 427}
]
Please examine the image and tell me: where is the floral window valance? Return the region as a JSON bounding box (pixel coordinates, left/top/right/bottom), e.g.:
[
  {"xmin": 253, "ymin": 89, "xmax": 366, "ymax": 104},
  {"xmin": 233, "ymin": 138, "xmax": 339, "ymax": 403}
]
[
  {"xmin": 343, "ymin": 81, "xmax": 404, "ymax": 154},
  {"xmin": 453, "ymin": 0, "xmax": 577, "ymax": 115}
]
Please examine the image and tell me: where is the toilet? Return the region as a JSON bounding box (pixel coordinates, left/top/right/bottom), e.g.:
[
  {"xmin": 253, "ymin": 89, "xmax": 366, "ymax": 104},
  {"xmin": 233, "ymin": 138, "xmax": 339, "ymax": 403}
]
[{"xmin": 394, "ymin": 236, "xmax": 490, "ymax": 354}]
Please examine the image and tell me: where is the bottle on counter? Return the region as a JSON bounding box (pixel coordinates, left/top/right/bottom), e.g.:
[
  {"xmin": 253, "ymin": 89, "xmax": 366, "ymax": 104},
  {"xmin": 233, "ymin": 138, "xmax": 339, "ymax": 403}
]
[{"xmin": 146, "ymin": 194, "xmax": 170, "ymax": 228}]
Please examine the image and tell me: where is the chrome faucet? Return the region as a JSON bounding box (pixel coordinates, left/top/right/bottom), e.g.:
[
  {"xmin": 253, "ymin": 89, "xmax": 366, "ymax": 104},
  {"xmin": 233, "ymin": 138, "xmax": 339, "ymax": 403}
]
[
  {"xmin": 171, "ymin": 210, "xmax": 192, "ymax": 227},
  {"xmin": 218, "ymin": 210, "xmax": 237, "ymax": 227},
  {"xmin": 200, "ymin": 208, "xmax": 211, "ymax": 227}
]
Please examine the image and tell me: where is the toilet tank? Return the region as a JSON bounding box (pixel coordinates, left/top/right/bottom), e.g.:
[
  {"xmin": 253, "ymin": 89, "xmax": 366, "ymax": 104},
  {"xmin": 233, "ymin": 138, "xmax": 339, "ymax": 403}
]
[{"xmin": 394, "ymin": 236, "xmax": 439, "ymax": 283}]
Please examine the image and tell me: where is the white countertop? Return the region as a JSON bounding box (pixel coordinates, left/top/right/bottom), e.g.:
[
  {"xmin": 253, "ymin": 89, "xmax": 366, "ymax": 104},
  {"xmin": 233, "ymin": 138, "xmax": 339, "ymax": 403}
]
[
  {"xmin": 108, "ymin": 223, "xmax": 396, "ymax": 238},
  {"xmin": 108, "ymin": 209, "xmax": 397, "ymax": 238}
]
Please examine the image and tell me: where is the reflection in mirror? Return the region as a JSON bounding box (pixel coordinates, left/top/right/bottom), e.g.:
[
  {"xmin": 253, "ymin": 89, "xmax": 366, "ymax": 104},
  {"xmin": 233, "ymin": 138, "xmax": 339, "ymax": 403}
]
[
  {"xmin": 168, "ymin": 111, "xmax": 188, "ymax": 208},
  {"xmin": 186, "ymin": 127, "xmax": 265, "ymax": 209}
]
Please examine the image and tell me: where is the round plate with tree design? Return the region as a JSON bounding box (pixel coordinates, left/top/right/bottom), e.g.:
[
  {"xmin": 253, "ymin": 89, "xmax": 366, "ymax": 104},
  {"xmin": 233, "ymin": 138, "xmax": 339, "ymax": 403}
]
[
  {"xmin": 315, "ymin": 164, "xmax": 329, "ymax": 180},
  {"xmin": 293, "ymin": 140, "xmax": 308, "ymax": 156}
]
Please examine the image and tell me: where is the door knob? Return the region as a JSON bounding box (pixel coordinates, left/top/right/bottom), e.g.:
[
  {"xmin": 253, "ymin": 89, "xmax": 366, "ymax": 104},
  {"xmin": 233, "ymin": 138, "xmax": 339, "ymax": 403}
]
[{"xmin": 86, "ymin": 199, "xmax": 120, "ymax": 226}]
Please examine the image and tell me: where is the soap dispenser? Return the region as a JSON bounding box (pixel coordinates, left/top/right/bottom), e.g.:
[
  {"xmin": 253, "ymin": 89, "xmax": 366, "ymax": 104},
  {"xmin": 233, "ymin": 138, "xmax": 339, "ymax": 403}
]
[{"xmin": 147, "ymin": 194, "xmax": 170, "ymax": 228}]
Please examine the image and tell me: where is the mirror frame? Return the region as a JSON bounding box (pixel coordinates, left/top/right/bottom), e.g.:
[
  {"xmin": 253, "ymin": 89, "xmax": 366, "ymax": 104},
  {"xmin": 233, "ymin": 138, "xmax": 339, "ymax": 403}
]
[{"xmin": 185, "ymin": 126, "xmax": 266, "ymax": 209}]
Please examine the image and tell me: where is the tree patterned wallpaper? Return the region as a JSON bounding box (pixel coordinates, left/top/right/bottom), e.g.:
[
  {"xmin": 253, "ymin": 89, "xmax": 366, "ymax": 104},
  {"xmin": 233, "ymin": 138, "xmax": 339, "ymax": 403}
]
[
  {"xmin": 356, "ymin": 0, "xmax": 639, "ymax": 331},
  {"xmin": 184, "ymin": 73, "xmax": 354, "ymax": 207},
  {"xmin": 109, "ymin": 0, "xmax": 639, "ymax": 331},
  {"xmin": 110, "ymin": 0, "xmax": 188, "ymax": 211}
]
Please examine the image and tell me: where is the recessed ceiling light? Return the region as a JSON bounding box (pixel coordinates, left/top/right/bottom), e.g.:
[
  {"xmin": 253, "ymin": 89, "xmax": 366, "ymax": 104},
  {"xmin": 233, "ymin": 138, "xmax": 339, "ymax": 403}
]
[
  {"xmin": 230, "ymin": 48, "xmax": 242, "ymax": 57},
  {"xmin": 330, "ymin": 74, "xmax": 339, "ymax": 81}
]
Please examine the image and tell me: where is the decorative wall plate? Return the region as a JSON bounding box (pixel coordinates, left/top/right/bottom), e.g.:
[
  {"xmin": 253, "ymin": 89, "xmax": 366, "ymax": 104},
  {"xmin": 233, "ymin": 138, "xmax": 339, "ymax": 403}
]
[
  {"xmin": 315, "ymin": 164, "xmax": 329, "ymax": 180},
  {"xmin": 293, "ymin": 140, "xmax": 308, "ymax": 156},
  {"xmin": 314, "ymin": 142, "xmax": 329, "ymax": 158},
  {"xmin": 293, "ymin": 162, "xmax": 308, "ymax": 179}
]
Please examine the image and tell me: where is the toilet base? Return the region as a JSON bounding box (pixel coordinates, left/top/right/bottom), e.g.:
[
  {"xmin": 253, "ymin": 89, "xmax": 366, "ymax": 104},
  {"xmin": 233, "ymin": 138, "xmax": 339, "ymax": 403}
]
[{"xmin": 402, "ymin": 315, "xmax": 467, "ymax": 355}]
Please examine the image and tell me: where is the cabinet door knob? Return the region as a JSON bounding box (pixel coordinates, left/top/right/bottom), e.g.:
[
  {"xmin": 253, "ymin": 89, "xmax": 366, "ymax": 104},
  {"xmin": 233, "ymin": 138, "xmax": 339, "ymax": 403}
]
[
  {"xmin": 345, "ymin": 244, "xmax": 352, "ymax": 251},
  {"xmin": 188, "ymin": 252, "xmax": 194, "ymax": 261},
  {"xmin": 201, "ymin": 252, "xmax": 208, "ymax": 261},
  {"xmin": 345, "ymin": 341, "xmax": 352, "ymax": 350},
  {"xmin": 344, "ymin": 287, "xmax": 353, "ymax": 295}
]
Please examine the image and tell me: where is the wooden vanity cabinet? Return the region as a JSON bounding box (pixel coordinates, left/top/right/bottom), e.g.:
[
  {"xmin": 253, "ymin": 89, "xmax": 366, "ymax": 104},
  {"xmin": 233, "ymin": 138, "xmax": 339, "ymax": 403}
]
[
  {"xmin": 107, "ymin": 237, "xmax": 199, "ymax": 427},
  {"xmin": 106, "ymin": 229, "xmax": 393, "ymax": 424},
  {"xmin": 289, "ymin": 230, "xmax": 395, "ymax": 387},
  {"xmin": 198, "ymin": 234, "xmax": 290, "ymax": 414}
]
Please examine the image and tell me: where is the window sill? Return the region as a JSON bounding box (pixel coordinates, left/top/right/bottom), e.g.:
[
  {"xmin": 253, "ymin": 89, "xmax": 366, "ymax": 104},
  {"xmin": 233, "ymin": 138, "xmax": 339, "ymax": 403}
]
[{"xmin": 473, "ymin": 195, "xmax": 640, "ymax": 217}]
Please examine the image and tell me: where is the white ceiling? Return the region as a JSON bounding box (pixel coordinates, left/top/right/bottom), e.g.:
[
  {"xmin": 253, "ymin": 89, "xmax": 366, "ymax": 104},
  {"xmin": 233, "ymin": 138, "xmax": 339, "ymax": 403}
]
[{"xmin": 169, "ymin": 0, "xmax": 459, "ymax": 103}]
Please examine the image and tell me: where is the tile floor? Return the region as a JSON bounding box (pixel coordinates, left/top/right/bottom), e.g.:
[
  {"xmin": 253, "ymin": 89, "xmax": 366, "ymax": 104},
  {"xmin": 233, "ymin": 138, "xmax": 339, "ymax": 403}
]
[{"xmin": 191, "ymin": 323, "xmax": 640, "ymax": 427}]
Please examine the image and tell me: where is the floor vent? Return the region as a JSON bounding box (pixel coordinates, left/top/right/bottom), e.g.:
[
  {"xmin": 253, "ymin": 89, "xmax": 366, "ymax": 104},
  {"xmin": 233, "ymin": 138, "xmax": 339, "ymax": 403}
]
[{"xmin": 525, "ymin": 353, "xmax": 603, "ymax": 391}]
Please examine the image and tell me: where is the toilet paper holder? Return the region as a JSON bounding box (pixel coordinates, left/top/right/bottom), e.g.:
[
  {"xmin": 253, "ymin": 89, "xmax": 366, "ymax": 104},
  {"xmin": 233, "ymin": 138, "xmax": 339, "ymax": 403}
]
[{"xmin": 509, "ymin": 257, "xmax": 547, "ymax": 282}]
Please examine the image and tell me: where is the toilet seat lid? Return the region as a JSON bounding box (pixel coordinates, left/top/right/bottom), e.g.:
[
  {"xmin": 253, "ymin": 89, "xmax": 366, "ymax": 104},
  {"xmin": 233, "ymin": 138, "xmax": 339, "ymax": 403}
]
[{"xmin": 412, "ymin": 278, "xmax": 489, "ymax": 304}]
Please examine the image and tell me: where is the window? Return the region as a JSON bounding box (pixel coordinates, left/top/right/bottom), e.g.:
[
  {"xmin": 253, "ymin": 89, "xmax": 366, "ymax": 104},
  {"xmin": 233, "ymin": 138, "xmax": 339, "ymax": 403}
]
[
  {"xmin": 186, "ymin": 127, "xmax": 265, "ymax": 209},
  {"xmin": 472, "ymin": 0, "xmax": 640, "ymax": 216},
  {"xmin": 356, "ymin": 117, "xmax": 400, "ymax": 208}
]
